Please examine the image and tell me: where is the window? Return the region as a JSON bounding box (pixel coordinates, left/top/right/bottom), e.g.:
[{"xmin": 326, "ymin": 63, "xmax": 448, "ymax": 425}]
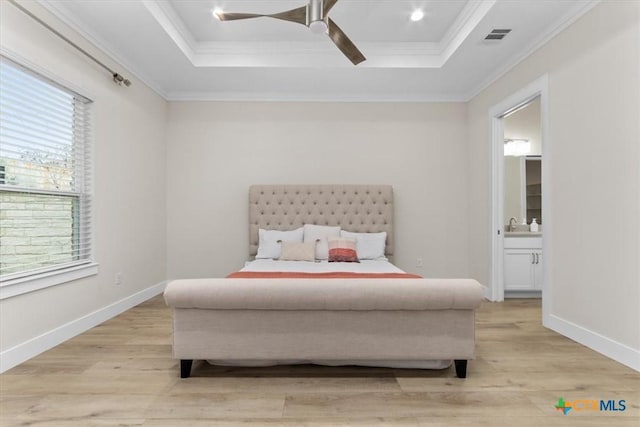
[{"xmin": 0, "ymin": 56, "xmax": 94, "ymax": 292}]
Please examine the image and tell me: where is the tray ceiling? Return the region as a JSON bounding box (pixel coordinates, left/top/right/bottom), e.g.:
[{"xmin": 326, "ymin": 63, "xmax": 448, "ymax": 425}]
[{"xmin": 35, "ymin": 0, "xmax": 599, "ymax": 101}]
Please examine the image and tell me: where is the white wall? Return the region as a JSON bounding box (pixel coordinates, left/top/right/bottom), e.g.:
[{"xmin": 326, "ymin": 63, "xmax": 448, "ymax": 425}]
[
  {"xmin": 0, "ymin": 1, "xmax": 167, "ymax": 364},
  {"xmin": 166, "ymin": 102, "xmax": 469, "ymax": 279},
  {"xmin": 468, "ymin": 1, "xmax": 639, "ymax": 365}
]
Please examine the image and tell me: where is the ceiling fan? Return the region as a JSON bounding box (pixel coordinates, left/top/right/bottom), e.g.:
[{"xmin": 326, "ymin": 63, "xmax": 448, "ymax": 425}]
[{"xmin": 215, "ymin": 0, "xmax": 366, "ymax": 65}]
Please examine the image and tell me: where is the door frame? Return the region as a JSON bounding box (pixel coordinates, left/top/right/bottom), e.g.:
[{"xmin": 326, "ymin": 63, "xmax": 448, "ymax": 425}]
[{"xmin": 488, "ymin": 74, "xmax": 550, "ymax": 318}]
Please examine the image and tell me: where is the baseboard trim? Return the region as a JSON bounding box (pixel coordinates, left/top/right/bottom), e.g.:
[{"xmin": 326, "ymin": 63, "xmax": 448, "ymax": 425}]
[
  {"xmin": 505, "ymin": 290, "xmax": 542, "ymax": 299},
  {"xmin": 0, "ymin": 281, "xmax": 167, "ymax": 373},
  {"xmin": 545, "ymin": 313, "xmax": 639, "ymax": 372}
]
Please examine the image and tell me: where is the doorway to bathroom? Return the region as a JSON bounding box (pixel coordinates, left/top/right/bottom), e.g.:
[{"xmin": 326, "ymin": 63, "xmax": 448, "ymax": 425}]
[
  {"xmin": 502, "ymin": 98, "xmax": 542, "ymax": 299},
  {"xmin": 489, "ymin": 75, "xmax": 551, "ymax": 322}
]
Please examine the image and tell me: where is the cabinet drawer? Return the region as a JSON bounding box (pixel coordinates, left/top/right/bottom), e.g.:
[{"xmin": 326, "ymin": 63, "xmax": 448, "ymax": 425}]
[{"xmin": 504, "ymin": 237, "xmax": 542, "ymax": 249}]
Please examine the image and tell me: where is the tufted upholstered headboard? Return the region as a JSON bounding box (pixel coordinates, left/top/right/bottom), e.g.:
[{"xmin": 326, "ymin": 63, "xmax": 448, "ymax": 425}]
[{"xmin": 249, "ymin": 185, "xmax": 394, "ymax": 258}]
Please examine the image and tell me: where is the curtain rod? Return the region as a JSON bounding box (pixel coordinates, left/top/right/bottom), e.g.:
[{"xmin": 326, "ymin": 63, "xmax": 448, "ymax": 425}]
[{"xmin": 8, "ymin": 0, "xmax": 131, "ymax": 87}]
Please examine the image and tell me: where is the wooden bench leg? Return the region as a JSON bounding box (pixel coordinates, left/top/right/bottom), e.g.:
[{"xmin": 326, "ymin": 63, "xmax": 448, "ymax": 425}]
[
  {"xmin": 454, "ymin": 360, "xmax": 467, "ymax": 378},
  {"xmin": 180, "ymin": 359, "xmax": 193, "ymax": 378}
]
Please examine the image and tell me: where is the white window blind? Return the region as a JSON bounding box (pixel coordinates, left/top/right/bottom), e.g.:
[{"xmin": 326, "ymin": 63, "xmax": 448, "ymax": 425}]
[{"xmin": 0, "ymin": 56, "xmax": 93, "ymax": 281}]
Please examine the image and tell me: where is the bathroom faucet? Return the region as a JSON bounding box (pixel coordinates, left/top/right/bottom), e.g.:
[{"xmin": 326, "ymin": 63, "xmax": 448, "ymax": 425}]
[{"xmin": 509, "ymin": 217, "xmax": 517, "ymax": 232}]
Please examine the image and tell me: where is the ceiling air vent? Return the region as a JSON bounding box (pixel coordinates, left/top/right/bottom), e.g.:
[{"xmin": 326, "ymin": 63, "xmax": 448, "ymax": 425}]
[{"xmin": 484, "ymin": 29, "xmax": 512, "ymax": 41}]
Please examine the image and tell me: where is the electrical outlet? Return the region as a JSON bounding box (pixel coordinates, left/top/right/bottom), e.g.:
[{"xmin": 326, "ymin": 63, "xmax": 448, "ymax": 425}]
[
  {"xmin": 115, "ymin": 272, "xmax": 122, "ymax": 285},
  {"xmin": 416, "ymin": 258, "xmax": 423, "ymax": 268}
]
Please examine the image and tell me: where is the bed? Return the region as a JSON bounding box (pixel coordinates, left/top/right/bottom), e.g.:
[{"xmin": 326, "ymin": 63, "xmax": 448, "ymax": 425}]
[{"xmin": 164, "ymin": 185, "xmax": 484, "ymax": 378}]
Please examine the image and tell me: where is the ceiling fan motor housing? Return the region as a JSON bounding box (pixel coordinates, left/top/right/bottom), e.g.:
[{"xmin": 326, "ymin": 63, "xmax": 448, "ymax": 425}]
[{"xmin": 308, "ymin": 0, "xmax": 327, "ymax": 33}]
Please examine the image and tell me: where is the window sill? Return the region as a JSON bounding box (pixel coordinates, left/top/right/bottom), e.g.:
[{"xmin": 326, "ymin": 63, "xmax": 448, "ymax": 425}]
[{"xmin": 0, "ymin": 262, "xmax": 99, "ymax": 300}]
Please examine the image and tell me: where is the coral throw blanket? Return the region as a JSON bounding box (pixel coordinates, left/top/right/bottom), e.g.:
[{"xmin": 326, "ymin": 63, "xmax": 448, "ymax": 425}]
[{"xmin": 227, "ymin": 271, "xmax": 423, "ymax": 279}]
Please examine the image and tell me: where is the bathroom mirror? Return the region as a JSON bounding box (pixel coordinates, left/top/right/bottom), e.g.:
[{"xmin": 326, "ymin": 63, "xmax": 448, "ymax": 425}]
[{"xmin": 503, "ymin": 97, "xmax": 542, "ymax": 226}]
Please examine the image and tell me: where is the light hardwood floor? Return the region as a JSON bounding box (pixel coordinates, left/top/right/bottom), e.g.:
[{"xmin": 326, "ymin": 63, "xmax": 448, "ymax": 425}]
[{"xmin": 1, "ymin": 296, "xmax": 638, "ymax": 426}]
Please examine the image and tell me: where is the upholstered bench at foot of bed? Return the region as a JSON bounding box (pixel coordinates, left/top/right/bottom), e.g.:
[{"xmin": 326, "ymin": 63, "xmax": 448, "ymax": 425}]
[{"xmin": 164, "ymin": 277, "xmax": 484, "ymax": 379}]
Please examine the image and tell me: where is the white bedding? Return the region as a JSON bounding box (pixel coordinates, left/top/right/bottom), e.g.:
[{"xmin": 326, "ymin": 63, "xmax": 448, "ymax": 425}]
[{"xmin": 241, "ymin": 259, "xmax": 405, "ymax": 274}]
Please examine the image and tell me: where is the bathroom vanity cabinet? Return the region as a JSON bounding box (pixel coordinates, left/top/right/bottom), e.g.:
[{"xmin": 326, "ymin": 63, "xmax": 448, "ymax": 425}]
[{"xmin": 504, "ymin": 236, "xmax": 542, "ymax": 292}]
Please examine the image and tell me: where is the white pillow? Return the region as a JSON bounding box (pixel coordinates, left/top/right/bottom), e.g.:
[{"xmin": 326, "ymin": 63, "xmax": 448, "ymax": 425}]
[
  {"xmin": 255, "ymin": 227, "xmax": 304, "ymax": 259},
  {"xmin": 340, "ymin": 230, "xmax": 387, "ymax": 260},
  {"xmin": 303, "ymin": 224, "xmax": 341, "ymax": 260}
]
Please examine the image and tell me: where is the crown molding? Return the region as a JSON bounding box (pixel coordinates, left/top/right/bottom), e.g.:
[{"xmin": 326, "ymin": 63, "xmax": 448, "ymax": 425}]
[
  {"xmin": 438, "ymin": 0, "xmax": 497, "ymax": 64},
  {"xmin": 165, "ymin": 90, "xmax": 467, "ymax": 103},
  {"xmin": 189, "ymin": 41, "xmax": 445, "ymax": 68},
  {"xmin": 141, "ymin": 0, "xmax": 196, "ymax": 62}
]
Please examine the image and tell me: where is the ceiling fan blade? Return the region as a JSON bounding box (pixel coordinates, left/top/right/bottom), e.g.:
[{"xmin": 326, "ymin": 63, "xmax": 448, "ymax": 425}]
[
  {"xmin": 327, "ymin": 18, "xmax": 366, "ymax": 65},
  {"xmin": 217, "ymin": 6, "xmax": 307, "ymax": 25},
  {"xmin": 270, "ymin": 6, "xmax": 307, "ymax": 25},
  {"xmin": 323, "ymin": 0, "xmax": 339, "ymax": 15},
  {"xmin": 216, "ymin": 12, "xmax": 264, "ymax": 21}
]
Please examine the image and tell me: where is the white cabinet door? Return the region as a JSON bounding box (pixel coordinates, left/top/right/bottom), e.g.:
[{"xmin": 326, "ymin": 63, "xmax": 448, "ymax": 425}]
[{"xmin": 504, "ymin": 249, "xmax": 536, "ymax": 290}]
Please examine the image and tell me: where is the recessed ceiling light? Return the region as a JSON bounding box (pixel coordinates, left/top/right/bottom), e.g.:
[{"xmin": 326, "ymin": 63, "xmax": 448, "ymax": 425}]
[
  {"xmin": 410, "ymin": 9, "xmax": 424, "ymax": 22},
  {"xmin": 212, "ymin": 8, "xmax": 223, "ymax": 20}
]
